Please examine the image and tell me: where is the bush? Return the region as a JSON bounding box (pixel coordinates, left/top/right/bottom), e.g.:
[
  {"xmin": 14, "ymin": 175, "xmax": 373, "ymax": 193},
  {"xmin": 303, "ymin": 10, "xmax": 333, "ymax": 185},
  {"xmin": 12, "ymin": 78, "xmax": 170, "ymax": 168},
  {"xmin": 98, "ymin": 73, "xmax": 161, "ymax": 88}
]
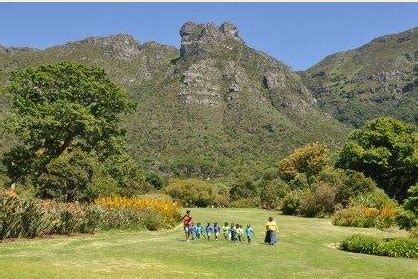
[
  {"xmin": 339, "ymin": 234, "xmax": 418, "ymax": 258},
  {"xmin": 164, "ymin": 178, "xmax": 219, "ymax": 207},
  {"xmin": 97, "ymin": 207, "xmax": 166, "ymax": 231},
  {"xmin": 229, "ymin": 178, "xmax": 260, "ymax": 200},
  {"xmin": 260, "ymin": 179, "xmax": 289, "ymax": 209},
  {"xmin": 0, "ymin": 191, "xmax": 100, "ymax": 240},
  {"xmin": 229, "ymin": 197, "xmax": 261, "ymax": 208},
  {"xmin": 332, "ymin": 205, "xmax": 396, "ymax": 229},
  {"xmin": 349, "ymin": 188, "xmax": 398, "ymax": 210},
  {"xmin": 281, "ymin": 190, "xmax": 304, "ymax": 215},
  {"xmin": 105, "ymin": 154, "xmax": 153, "ymax": 197},
  {"xmin": 37, "ymin": 149, "xmax": 118, "ymax": 202},
  {"xmin": 278, "ymin": 142, "xmax": 330, "ymax": 182},
  {"xmin": 95, "ymin": 196, "xmax": 181, "ymax": 230},
  {"xmin": 395, "ymin": 208, "xmax": 416, "ymax": 231},
  {"xmin": 403, "ymin": 184, "xmax": 418, "ymax": 215},
  {"xmin": 311, "ymin": 181, "xmax": 337, "ymax": 216},
  {"xmin": 317, "ymin": 167, "xmax": 378, "ymax": 207},
  {"xmin": 145, "ymin": 172, "xmax": 164, "ymax": 189}
]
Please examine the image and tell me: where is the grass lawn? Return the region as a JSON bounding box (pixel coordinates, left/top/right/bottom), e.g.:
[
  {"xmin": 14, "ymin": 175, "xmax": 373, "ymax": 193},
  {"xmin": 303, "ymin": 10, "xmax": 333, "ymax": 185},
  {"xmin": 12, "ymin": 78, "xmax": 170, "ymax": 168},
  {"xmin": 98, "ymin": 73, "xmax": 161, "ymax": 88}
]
[{"xmin": 0, "ymin": 208, "xmax": 417, "ymax": 278}]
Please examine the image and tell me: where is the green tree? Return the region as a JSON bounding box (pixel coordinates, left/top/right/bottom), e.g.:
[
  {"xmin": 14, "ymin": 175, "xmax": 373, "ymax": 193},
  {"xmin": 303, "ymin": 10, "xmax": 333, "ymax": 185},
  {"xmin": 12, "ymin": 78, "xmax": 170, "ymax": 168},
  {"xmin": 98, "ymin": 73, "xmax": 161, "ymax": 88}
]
[
  {"xmin": 403, "ymin": 183, "xmax": 418, "ymax": 215},
  {"xmin": 2, "ymin": 61, "xmax": 135, "ymax": 184},
  {"xmin": 336, "ymin": 117, "xmax": 417, "ymax": 201},
  {"xmin": 37, "ymin": 149, "xmax": 118, "ymax": 202},
  {"xmin": 278, "ymin": 142, "xmax": 330, "ymax": 182}
]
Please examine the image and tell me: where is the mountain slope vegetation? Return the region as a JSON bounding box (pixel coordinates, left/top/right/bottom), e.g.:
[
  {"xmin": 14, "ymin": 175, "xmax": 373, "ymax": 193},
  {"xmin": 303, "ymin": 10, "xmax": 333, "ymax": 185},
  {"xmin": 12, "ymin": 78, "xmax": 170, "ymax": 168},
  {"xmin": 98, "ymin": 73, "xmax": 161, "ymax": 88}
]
[
  {"xmin": 303, "ymin": 27, "xmax": 418, "ymax": 127},
  {"xmin": 7, "ymin": 22, "xmax": 417, "ymax": 177}
]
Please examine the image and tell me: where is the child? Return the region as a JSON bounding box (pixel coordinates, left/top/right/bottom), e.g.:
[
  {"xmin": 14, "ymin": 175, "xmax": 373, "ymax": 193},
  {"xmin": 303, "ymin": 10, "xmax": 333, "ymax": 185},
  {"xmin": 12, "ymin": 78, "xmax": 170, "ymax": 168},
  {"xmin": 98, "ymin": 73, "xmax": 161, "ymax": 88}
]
[
  {"xmin": 195, "ymin": 223, "xmax": 203, "ymax": 239},
  {"xmin": 190, "ymin": 223, "xmax": 197, "ymax": 240},
  {"xmin": 230, "ymin": 223, "xmax": 237, "ymax": 242},
  {"xmin": 245, "ymin": 224, "xmax": 254, "ymax": 244},
  {"xmin": 205, "ymin": 222, "xmax": 213, "ymax": 240},
  {"xmin": 213, "ymin": 222, "xmax": 220, "ymax": 241},
  {"xmin": 236, "ymin": 224, "xmax": 244, "ymax": 242},
  {"xmin": 222, "ymin": 222, "xmax": 230, "ymax": 240}
]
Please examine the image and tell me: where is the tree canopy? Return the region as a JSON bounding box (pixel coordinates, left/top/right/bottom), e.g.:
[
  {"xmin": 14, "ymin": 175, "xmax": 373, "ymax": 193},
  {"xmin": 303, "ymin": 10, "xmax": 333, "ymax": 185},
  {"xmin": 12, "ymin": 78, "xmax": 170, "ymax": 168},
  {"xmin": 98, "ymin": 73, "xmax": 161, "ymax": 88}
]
[
  {"xmin": 2, "ymin": 61, "xmax": 135, "ymax": 185},
  {"xmin": 336, "ymin": 117, "xmax": 417, "ymax": 201}
]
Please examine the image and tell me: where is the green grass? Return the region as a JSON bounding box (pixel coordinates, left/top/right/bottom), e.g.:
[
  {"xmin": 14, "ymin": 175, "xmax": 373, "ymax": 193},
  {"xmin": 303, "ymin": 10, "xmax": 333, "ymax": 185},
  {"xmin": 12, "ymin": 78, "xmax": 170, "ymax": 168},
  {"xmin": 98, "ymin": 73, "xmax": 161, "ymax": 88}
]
[{"xmin": 0, "ymin": 208, "xmax": 417, "ymax": 278}]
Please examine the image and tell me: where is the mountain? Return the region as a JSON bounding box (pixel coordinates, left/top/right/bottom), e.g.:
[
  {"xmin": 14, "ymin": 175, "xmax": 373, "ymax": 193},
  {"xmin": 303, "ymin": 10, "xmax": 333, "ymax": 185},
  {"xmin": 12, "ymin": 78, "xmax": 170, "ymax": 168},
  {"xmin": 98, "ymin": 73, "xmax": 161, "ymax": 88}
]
[
  {"xmin": 1, "ymin": 22, "xmax": 349, "ymax": 177},
  {"xmin": 303, "ymin": 27, "xmax": 418, "ymax": 127}
]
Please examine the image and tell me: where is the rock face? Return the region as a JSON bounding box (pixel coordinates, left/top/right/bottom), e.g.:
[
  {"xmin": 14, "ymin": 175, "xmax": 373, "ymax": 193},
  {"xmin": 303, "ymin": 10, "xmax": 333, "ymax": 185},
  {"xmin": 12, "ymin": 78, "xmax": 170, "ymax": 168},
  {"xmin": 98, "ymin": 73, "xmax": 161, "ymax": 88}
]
[
  {"xmin": 68, "ymin": 34, "xmax": 142, "ymax": 61},
  {"xmin": 303, "ymin": 27, "xmax": 418, "ymax": 126},
  {"xmin": 180, "ymin": 21, "xmax": 244, "ymax": 58}
]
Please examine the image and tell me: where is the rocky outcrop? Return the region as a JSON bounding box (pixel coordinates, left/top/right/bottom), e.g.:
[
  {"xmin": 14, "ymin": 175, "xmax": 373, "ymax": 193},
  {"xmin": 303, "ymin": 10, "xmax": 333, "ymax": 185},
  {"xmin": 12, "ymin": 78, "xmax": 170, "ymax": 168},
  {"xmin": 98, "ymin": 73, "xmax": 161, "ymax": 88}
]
[
  {"xmin": 68, "ymin": 34, "xmax": 142, "ymax": 61},
  {"xmin": 179, "ymin": 21, "xmax": 244, "ymax": 58},
  {"xmin": 178, "ymin": 59, "xmax": 223, "ymax": 107}
]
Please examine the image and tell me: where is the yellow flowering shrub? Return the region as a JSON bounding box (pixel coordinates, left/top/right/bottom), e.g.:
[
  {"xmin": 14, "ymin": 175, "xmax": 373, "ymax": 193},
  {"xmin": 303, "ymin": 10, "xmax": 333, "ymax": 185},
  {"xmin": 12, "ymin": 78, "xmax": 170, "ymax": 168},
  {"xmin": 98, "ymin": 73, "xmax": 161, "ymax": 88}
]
[
  {"xmin": 95, "ymin": 196, "xmax": 181, "ymax": 229},
  {"xmin": 332, "ymin": 205, "xmax": 396, "ymax": 229}
]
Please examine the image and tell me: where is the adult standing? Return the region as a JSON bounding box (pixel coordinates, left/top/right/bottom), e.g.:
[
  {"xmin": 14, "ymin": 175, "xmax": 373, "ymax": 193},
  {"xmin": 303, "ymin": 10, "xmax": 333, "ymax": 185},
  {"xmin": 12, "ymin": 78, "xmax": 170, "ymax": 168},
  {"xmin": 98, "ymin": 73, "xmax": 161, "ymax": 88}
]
[
  {"xmin": 181, "ymin": 210, "xmax": 192, "ymax": 241},
  {"xmin": 265, "ymin": 217, "xmax": 279, "ymax": 245}
]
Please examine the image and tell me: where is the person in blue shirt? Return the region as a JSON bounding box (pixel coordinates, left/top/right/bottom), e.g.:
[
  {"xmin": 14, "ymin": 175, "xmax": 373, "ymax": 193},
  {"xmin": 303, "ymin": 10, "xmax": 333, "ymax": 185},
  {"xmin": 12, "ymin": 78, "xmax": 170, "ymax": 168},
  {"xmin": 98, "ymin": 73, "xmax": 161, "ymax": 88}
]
[
  {"xmin": 245, "ymin": 224, "xmax": 255, "ymax": 244},
  {"xmin": 205, "ymin": 223, "xmax": 213, "ymax": 240},
  {"xmin": 195, "ymin": 223, "xmax": 203, "ymax": 239},
  {"xmin": 190, "ymin": 223, "xmax": 197, "ymax": 240},
  {"xmin": 213, "ymin": 222, "xmax": 221, "ymax": 241}
]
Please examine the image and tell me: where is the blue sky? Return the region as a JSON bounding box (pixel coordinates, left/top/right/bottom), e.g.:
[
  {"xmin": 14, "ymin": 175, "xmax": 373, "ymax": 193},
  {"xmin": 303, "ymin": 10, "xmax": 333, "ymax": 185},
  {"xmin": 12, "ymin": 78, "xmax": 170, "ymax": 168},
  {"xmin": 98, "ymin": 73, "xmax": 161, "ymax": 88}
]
[{"xmin": 1, "ymin": 2, "xmax": 417, "ymax": 70}]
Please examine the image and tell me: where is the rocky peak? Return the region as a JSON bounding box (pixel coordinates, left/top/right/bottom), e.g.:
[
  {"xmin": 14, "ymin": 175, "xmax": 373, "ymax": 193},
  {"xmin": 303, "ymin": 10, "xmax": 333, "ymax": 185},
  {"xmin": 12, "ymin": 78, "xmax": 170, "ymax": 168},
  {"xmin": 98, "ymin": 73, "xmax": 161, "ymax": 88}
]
[
  {"xmin": 69, "ymin": 34, "xmax": 142, "ymax": 61},
  {"xmin": 179, "ymin": 21, "xmax": 244, "ymax": 58}
]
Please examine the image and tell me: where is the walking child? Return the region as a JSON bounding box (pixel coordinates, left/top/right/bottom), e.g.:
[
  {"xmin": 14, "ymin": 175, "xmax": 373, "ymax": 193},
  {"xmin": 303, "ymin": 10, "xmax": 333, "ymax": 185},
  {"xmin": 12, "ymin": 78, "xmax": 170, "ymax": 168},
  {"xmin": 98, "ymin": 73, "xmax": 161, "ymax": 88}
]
[
  {"xmin": 236, "ymin": 224, "xmax": 244, "ymax": 242},
  {"xmin": 245, "ymin": 224, "xmax": 254, "ymax": 244},
  {"xmin": 230, "ymin": 223, "xmax": 237, "ymax": 242},
  {"xmin": 222, "ymin": 222, "xmax": 230, "ymax": 240},
  {"xmin": 195, "ymin": 223, "xmax": 203, "ymax": 239},
  {"xmin": 213, "ymin": 222, "xmax": 220, "ymax": 241},
  {"xmin": 205, "ymin": 222, "xmax": 213, "ymax": 240}
]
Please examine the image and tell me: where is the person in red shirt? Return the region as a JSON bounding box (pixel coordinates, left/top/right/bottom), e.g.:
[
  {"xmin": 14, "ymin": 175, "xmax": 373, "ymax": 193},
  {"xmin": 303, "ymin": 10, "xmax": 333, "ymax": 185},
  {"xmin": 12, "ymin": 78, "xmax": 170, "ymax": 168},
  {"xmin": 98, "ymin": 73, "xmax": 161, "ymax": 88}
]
[{"xmin": 181, "ymin": 210, "xmax": 192, "ymax": 241}]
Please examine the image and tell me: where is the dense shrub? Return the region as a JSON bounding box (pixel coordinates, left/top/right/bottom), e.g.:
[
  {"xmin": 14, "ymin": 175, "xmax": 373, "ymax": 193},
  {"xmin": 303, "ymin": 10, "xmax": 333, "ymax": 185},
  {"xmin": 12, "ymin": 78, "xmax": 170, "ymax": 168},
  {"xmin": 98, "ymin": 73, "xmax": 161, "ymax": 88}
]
[
  {"xmin": 349, "ymin": 188, "xmax": 398, "ymax": 210},
  {"xmin": 105, "ymin": 154, "xmax": 153, "ymax": 197},
  {"xmin": 229, "ymin": 178, "xmax": 260, "ymax": 200},
  {"xmin": 339, "ymin": 234, "xmax": 418, "ymax": 258},
  {"xmin": 403, "ymin": 184, "xmax": 418, "ymax": 215},
  {"xmin": 145, "ymin": 172, "xmax": 164, "ymax": 189},
  {"xmin": 310, "ymin": 181, "xmax": 337, "ymax": 216},
  {"xmin": 0, "ymin": 191, "xmax": 99, "ymax": 240},
  {"xmin": 229, "ymin": 197, "xmax": 261, "ymax": 208},
  {"xmin": 282, "ymin": 182, "xmax": 337, "ymax": 217},
  {"xmin": 260, "ymin": 179, "xmax": 289, "ymax": 209},
  {"xmin": 37, "ymin": 149, "xmax": 118, "ymax": 202},
  {"xmin": 317, "ymin": 167, "xmax": 378, "ymax": 206},
  {"xmin": 394, "ymin": 208, "xmax": 416, "ymax": 231},
  {"xmin": 332, "ymin": 205, "xmax": 396, "ymax": 229},
  {"xmin": 164, "ymin": 178, "xmax": 219, "ymax": 207},
  {"xmin": 278, "ymin": 142, "xmax": 330, "ymax": 182},
  {"xmin": 97, "ymin": 207, "xmax": 166, "ymax": 231},
  {"xmin": 95, "ymin": 196, "xmax": 181, "ymax": 230},
  {"xmin": 281, "ymin": 190, "xmax": 304, "ymax": 215},
  {"xmin": 336, "ymin": 117, "xmax": 417, "ymax": 201}
]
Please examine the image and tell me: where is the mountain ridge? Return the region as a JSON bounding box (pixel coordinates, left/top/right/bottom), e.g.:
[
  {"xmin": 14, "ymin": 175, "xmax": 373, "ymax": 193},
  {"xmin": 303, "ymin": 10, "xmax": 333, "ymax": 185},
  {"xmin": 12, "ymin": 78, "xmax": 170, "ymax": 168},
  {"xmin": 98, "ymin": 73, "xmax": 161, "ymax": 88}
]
[{"xmin": 2, "ymin": 21, "xmax": 415, "ymax": 177}]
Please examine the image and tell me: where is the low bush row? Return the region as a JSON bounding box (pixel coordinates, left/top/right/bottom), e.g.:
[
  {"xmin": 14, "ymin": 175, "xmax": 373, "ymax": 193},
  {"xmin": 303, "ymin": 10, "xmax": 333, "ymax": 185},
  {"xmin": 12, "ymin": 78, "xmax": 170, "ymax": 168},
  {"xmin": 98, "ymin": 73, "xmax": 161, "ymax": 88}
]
[
  {"xmin": 339, "ymin": 234, "xmax": 418, "ymax": 258},
  {"xmin": 0, "ymin": 191, "xmax": 100, "ymax": 239},
  {"xmin": 332, "ymin": 205, "xmax": 396, "ymax": 229},
  {"xmin": 0, "ymin": 192, "xmax": 181, "ymax": 240},
  {"xmin": 95, "ymin": 195, "xmax": 181, "ymax": 230}
]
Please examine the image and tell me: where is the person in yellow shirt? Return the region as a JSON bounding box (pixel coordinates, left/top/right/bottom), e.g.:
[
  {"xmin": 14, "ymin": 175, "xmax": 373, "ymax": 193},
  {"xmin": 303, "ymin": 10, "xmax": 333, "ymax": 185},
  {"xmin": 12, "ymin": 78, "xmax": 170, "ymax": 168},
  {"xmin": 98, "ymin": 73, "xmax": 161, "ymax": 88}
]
[{"xmin": 264, "ymin": 217, "xmax": 278, "ymax": 245}]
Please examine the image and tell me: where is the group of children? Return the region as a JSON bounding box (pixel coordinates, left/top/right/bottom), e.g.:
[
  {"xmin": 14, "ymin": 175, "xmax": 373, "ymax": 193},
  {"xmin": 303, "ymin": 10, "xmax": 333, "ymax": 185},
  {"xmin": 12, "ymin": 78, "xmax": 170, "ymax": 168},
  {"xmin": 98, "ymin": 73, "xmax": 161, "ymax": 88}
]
[{"xmin": 187, "ymin": 222, "xmax": 255, "ymax": 244}]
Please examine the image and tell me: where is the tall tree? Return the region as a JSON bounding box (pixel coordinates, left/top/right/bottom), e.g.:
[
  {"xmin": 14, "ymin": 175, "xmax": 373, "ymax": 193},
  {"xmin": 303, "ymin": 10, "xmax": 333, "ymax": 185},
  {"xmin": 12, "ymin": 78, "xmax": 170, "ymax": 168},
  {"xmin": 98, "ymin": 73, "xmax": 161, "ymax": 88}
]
[
  {"xmin": 2, "ymin": 61, "xmax": 135, "ymax": 184},
  {"xmin": 336, "ymin": 117, "xmax": 417, "ymax": 201}
]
